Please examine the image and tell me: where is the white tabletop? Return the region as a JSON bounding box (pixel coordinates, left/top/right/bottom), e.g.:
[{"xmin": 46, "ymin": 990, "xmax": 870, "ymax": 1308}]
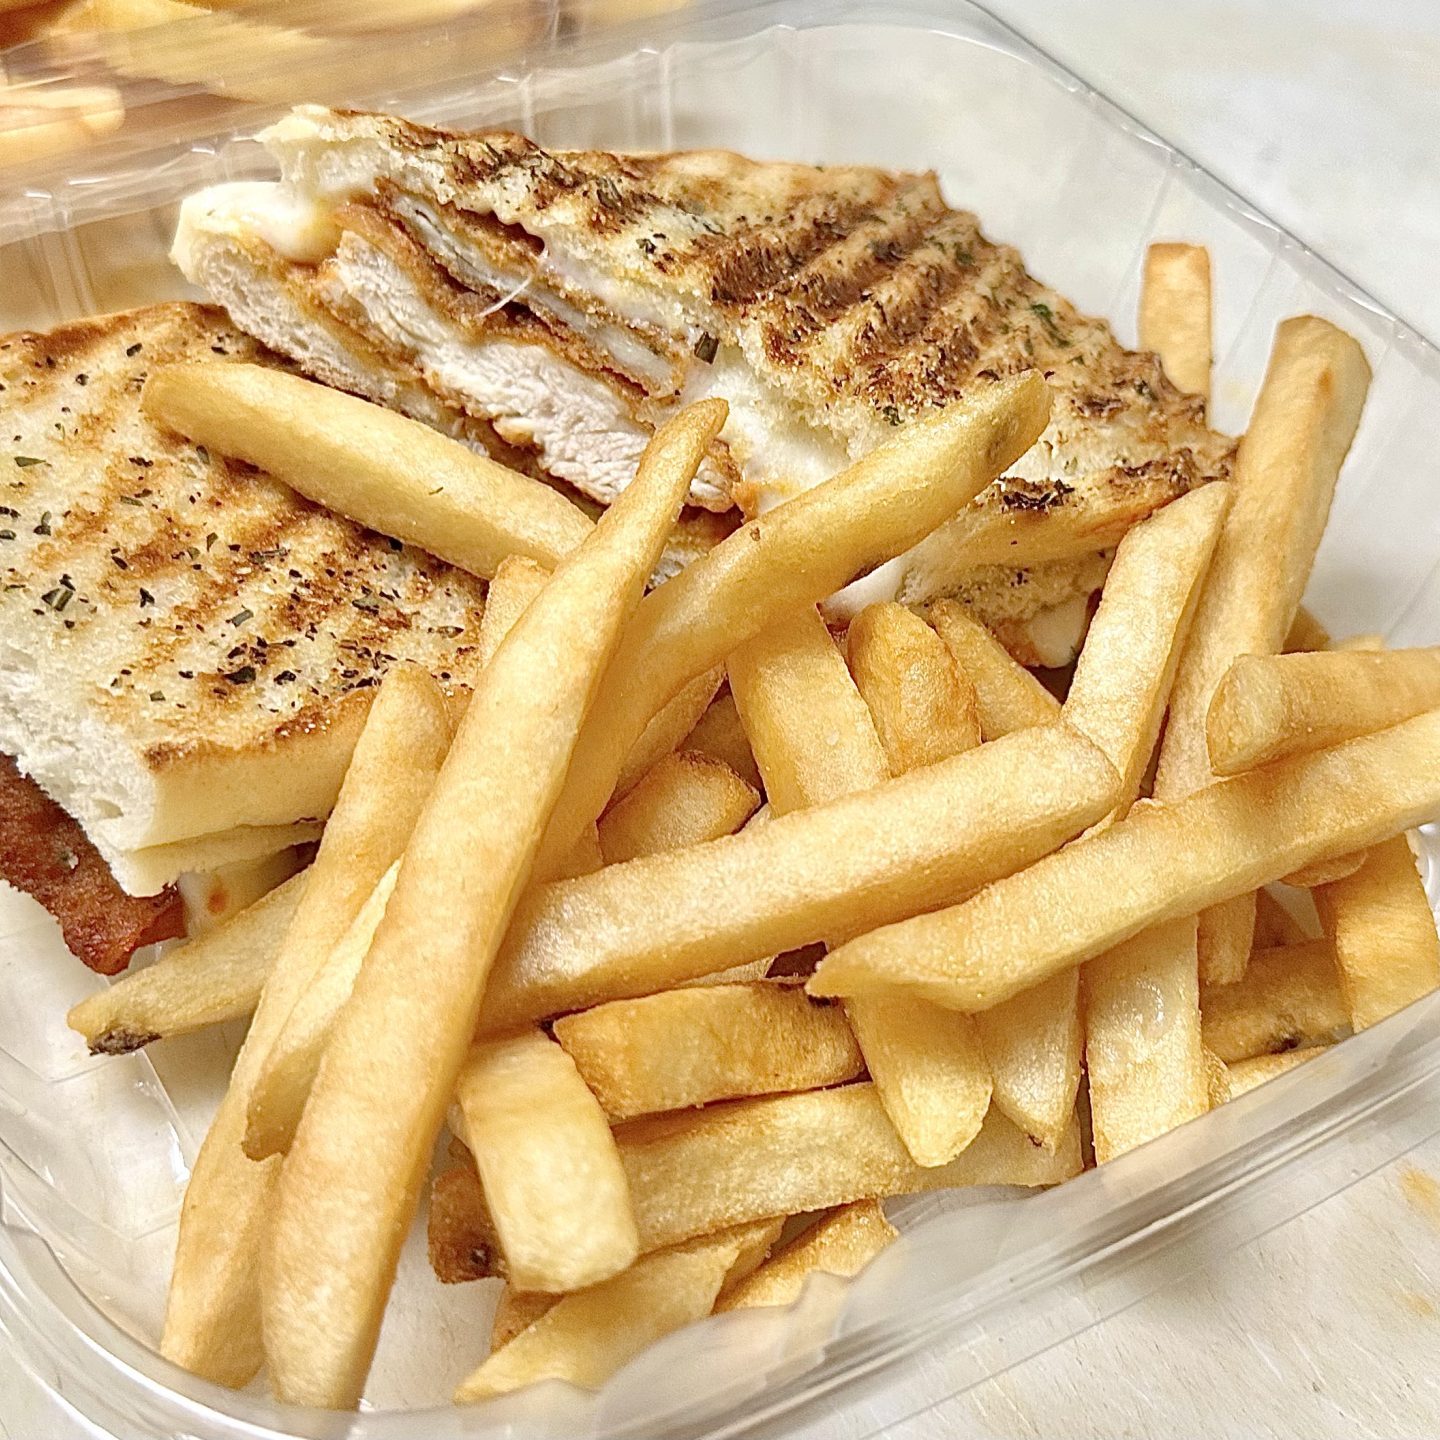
[{"xmin": 3, "ymin": 2, "xmax": 1439, "ymax": 1436}]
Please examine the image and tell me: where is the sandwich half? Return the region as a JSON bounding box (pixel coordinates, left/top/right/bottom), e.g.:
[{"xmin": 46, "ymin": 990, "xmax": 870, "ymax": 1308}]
[
  {"xmin": 0, "ymin": 302, "xmax": 489, "ymax": 963},
  {"xmin": 174, "ymin": 105, "xmax": 1235, "ymax": 657}
]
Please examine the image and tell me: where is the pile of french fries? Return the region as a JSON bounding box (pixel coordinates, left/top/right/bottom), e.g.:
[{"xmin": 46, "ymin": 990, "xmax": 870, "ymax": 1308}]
[{"xmin": 66, "ymin": 242, "xmax": 1440, "ymax": 1410}]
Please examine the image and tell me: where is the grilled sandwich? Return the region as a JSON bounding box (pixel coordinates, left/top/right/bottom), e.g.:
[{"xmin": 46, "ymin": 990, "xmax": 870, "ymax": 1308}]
[
  {"xmin": 174, "ymin": 105, "xmax": 1235, "ymax": 652},
  {"xmin": 0, "ymin": 302, "xmax": 488, "ymax": 957}
]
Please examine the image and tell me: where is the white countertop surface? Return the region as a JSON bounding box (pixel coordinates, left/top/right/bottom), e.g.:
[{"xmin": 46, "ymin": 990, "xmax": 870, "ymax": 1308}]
[{"xmin": 2, "ymin": 2, "xmax": 1439, "ymax": 1436}]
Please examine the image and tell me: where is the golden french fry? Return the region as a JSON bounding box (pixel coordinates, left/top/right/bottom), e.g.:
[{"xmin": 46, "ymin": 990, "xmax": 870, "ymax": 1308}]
[
  {"xmin": 0, "ymin": 80, "xmax": 124, "ymax": 168},
  {"xmin": 67, "ymin": 869, "xmax": 306, "ymax": 1055},
  {"xmin": 490, "ymin": 1288, "xmax": 556, "ymax": 1352},
  {"xmin": 1281, "ymin": 851, "xmax": 1368, "ymax": 890},
  {"xmin": 1063, "ymin": 483, "xmax": 1231, "ymax": 816},
  {"xmin": 1083, "ymin": 918, "xmax": 1208, "ymax": 1162},
  {"xmin": 929, "ymin": 602, "xmax": 1059, "ymax": 738},
  {"xmin": 810, "ymin": 708, "xmax": 1440, "ymax": 1014},
  {"xmin": 729, "ymin": 606, "xmax": 888, "ymax": 811},
  {"xmin": 1203, "ymin": 1045, "xmax": 1231, "ymax": 1108},
  {"xmin": 452, "ymin": 1030, "xmax": 638, "ymax": 1293},
  {"xmin": 614, "ymin": 667, "xmax": 726, "ymax": 800},
  {"xmin": 1284, "ymin": 606, "xmax": 1331, "ymax": 654},
  {"xmin": 716, "ymin": 1215, "xmax": 788, "ymax": 1301},
  {"xmin": 428, "ymin": 1165, "xmax": 500, "ymax": 1285},
  {"xmin": 1330, "ymin": 632, "xmax": 1386, "ymax": 653},
  {"xmin": 552, "ymin": 982, "xmax": 863, "ymax": 1121},
  {"xmin": 1139, "ymin": 242, "xmax": 1213, "ymax": 406},
  {"xmin": 890, "ymin": 601, "xmax": 1071, "ymax": 1146},
  {"xmin": 1200, "ymin": 938, "xmax": 1349, "ymax": 1063},
  {"xmin": 845, "ymin": 996, "xmax": 992, "ymax": 1166},
  {"xmin": 621, "ymin": 1085, "xmax": 1079, "ymax": 1255},
  {"xmin": 598, "ymin": 751, "xmax": 759, "ymax": 865},
  {"xmin": 1062, "ymin": 484, "xmax": 1231, "ymax": 1156},
  {"xmin": 455, "ymin": 1221, "xmax": 774, "ymax": 1401},
  {"xmin": 1154, "ymin": 316, "xmax": 1371, "ymax": 986},
  {"xmin": 241, "ymin": 864, "xmax": 398, "ymax": 1160},
  {"xmin": 262, "ymin": 401, "xmax": 724, "ymax": 1408},
  {"xmin": 531, "ymin": 374, "xmax": 1053, "ymax": 875},
  {"xmin": 1314, "ymin": 835, "xmax": 1440, "ymax": 1031},
  {"xmin": 480, "ymin": 556, "xmax": 722, "ymax": 813},
  {"xmin": 160, "ymin": 662, "xmax": 450, "ymax": 1388},
  {"xmin": 1207, "ymin": 648, "xmax": 1440, "ymax": 777},
  {"xmin": 846, "ymin": 602, "xmax": 981, "ymax": 771},
  {"xmin": 476, "ymin": 554, "xmax": 550, "ymax": 667},
  {"xmin": 715, "ymin": 1199, "xmax": 897, "ymax": 1312},
  {"xmin": 681, "ymin": 690, "xmax": 762, "ymax": 791},
  {"xmin": 730, "ymin": 603, "xmax": 993, "ymax": 1166},
  {"xmin": 483, "ymin": 723, "xmax": 1116, "ymax": 1030},
  {"xmin": 1224, "ymin": 1045, "xmax": 1329, "ymax": 1098},
  {"xmin": 974, "ymin": 971, "xmax": 1082, "ymax": 1152},
  {"xmin": 143, "ymin": 364, "xmax": 593, "ymax": 577},
  {"xmin": 1254, "ymin": 888, "xmax": 1316, "ymax": 948}
]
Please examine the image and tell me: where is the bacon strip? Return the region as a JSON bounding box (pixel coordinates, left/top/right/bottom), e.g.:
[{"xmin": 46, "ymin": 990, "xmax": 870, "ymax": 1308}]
[{"xmin": 0, "ymin": 754, "xmax": 185, "ymax": 974}]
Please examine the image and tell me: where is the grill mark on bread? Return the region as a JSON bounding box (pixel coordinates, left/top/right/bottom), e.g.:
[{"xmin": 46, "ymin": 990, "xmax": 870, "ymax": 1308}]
[{"xmin": 2, "ymin": 303, "xmax": 488, "ymax": 774}]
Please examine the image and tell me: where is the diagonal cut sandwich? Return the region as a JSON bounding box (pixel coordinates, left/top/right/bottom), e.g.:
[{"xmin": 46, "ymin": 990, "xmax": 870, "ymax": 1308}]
[
  {"xmin": 174, "ymin": 105, "xmax": 1234, "ymax": 660},
  {"xmin": 0, "ymin": 302, "xmax": 489, "ymax": 968}
]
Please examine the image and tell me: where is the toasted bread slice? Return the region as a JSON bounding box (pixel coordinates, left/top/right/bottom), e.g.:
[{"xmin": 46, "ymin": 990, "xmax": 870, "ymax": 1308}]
[{"xmin": 0, "ymin": 303, "xmax": 487, "ymax": 869}]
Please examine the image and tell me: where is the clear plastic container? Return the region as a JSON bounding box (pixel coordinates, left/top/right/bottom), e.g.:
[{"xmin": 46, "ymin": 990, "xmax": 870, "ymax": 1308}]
[{"xmin": 2, "ymin": 2, "xmax": 1439, "ymax": 1436}]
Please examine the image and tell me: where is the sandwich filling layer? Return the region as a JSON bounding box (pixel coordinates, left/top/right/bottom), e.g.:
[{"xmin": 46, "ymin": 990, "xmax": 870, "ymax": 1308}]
[{"xmin": 175, "ymin": 105, "xmax": 1235, "ymax": 635}]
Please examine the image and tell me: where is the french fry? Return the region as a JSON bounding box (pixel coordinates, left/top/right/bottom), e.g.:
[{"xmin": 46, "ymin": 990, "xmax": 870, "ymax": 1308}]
[
  {"xmin": 929, "ymin": 601, "xmax": 1060, "ymax": 738},
  {"xmin": 1284, "ymin": 606, "xmax": 1331, "ymax": 654},
  {"xmin": 1061, "ymin": 484, "xmax": 1231, "ymax": 1157},
  {"xmin": 480, "ymin": 555, "xmax": 723, "ymax": 812},
  {"xmin": 1206, "ymin": 648, "xmax": 1440, "ymax": 776},
  {"xmin": 143, "ymin": 364, "xmax": 593, "ymax": 577},
  {"xmin": 1203, "ymin": 1045, "xmax": 1232, "ymax": 1108},
  {"xmin": 452, "ymin": 1029, "xmax": 638, "ymax": 1293},
  {"xmin": 476, "ymin": 554, "xmax": 550, "ymax": 667},
  {"xmin": 846, "ymin": 602, "xmax": 981, "ymax": 771},
  {"xmin": 1224, "ymin": 1045, "xmax": 1329, "ymax": 1098},
  {"xmin": 598, "ymin": 751, "xmax": 759, "ymax": 865},
  {"xmin": 620, "ymin": 1085, "xmax": 1080, "ymax": 1255},
  {"xmin": 719, "ymin": 605, "xmax": 1000, "ymax": 1163},
  {"xmin": 1082, "ymin": 918, "xmax": 1208, "ymax": 1162},
  {"xmin": 1139, "ymin": 242, "xmax": 1213, "ymax": 406},
  {"xmin": 67, "ymin": 868, "xmax": 306, "ymax": 1055},
  {"xmin": 490, "ymin": 1288, "xmax": 556, "ymax": 1352},
  {"xmin": 912, "ymin": 601, "xmax": 1079, "ymax": 1146},
  {"xmin": 261, "ymin": 401, "xmax": 724, "ymax": 1408},
  {"xmin": 1281, "ymin": 852, "xmax": 1368, "ymax": 890},
  {"xmin": 614, "ymin": 667, "xmax": 726, "ymax": 800},
  {"xmin": 1154, "ymin": 316, "xmax": 1371, "ymax": 986},
  {"xmin": 728, "ymin": 606, "xmax": 888, "ymax": 811},
  {"xmin": 1063, "ymin": 483, "xmax": 1231, "ymax": 817},
  {"xmin": 552, "ymin": 982, "xmax": 863, "ymax": 1121},
  {"xmin": 427, "ymin": 1164, "xmax": 500, "ymax": 1285},
  {"xmin": 1315, "ymin": 836, "xmax": 1440, "ymax": 1031},
  {"xmin": 159, "ymin": 662, "xmax": 450, "ymax": 1387},
  {"xmin": 530, "ymin": 373, "xmax": 1053, "ymax": 875},
  {"xmin": 975, "ymin": 972, "xmax": 1082, "ymax": 1152},
  {"xmin": 482, "ymin": 722, "xmax": 1116, "ymax": 1030},
  {"xmin": 1330, "ymin": 632, "xmax": 1386, "ymax": 653},
  {"xmin": 241, "ymin": 864, "xmax": 398, "ymax": 1159},
  {"xmin": 681, "ymin": 689, "xmax": 762, "ymax": 791},
  {"xmin": 809, "ymin": 708, "xmax": 1440, "ymax": 1013},
  {"xmin": 714, "ymin": 1199, "xmax": 897, "ymax": 1312},
  {"xmin": 455, "ymin": 1220, "xmax": 776, "ymax": 1401},
  {"xmin": 427, "ymin": 1089, "xmax": 1076, "ymax": 1285},
  {"xmin": 1200, "ymin": 939, "xmax": 1349, "ymax": 1063}
]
